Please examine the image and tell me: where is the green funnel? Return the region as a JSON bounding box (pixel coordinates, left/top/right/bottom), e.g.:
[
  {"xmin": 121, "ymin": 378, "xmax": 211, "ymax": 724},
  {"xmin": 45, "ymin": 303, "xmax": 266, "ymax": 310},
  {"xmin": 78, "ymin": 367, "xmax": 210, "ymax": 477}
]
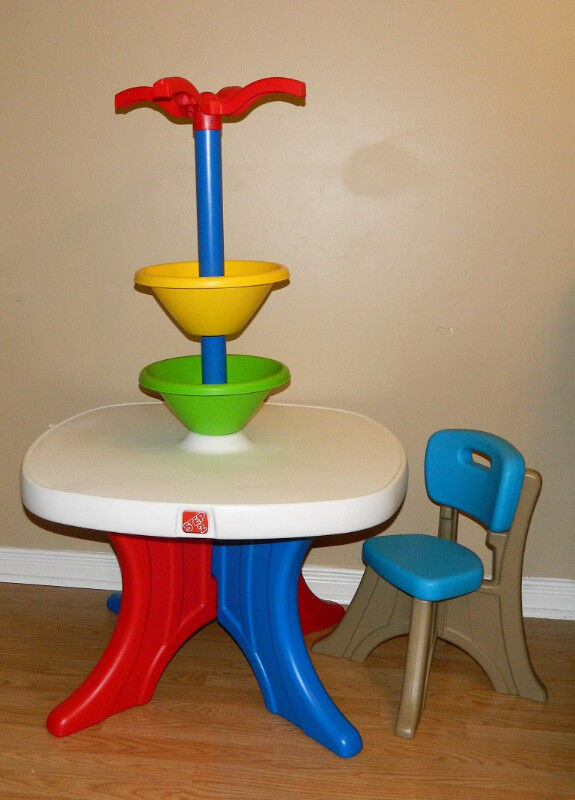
[{"xmin": 140, "ymin": 354, "xmax": 290, "ymax": 435}]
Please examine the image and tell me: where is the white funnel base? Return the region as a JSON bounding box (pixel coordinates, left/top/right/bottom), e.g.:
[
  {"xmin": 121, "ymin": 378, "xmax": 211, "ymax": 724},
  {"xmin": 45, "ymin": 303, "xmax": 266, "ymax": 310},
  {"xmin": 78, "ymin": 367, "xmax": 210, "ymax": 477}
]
[{"xmin": 177, "ymin": 430, "xmax": 253, "ymax": 455}]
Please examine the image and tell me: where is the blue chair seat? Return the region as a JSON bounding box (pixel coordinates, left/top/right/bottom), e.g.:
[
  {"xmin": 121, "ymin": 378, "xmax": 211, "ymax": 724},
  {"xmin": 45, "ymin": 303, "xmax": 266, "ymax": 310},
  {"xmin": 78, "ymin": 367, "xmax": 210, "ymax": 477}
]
[{"xmin": 363, "ymin": 534, "xmax": 484, "ymax": 603}]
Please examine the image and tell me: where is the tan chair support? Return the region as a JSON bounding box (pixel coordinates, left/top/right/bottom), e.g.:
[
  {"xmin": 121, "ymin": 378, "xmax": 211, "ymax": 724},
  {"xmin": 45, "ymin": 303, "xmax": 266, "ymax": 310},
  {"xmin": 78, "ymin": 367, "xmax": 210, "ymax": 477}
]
[
  {"xmin": 312, "ymin": 564, "xmax": 411, "ymax": 661},
  {"xmin": 313, "ymin": 469, "xmax": 547, "ymax": 703}
]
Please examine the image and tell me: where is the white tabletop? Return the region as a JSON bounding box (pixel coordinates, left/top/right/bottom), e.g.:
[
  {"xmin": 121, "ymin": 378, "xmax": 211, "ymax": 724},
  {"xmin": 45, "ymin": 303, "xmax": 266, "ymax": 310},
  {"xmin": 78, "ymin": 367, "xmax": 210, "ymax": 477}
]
[{"xmin": 21, "ymin": 402, "xmax": 407, "ymax": 540}]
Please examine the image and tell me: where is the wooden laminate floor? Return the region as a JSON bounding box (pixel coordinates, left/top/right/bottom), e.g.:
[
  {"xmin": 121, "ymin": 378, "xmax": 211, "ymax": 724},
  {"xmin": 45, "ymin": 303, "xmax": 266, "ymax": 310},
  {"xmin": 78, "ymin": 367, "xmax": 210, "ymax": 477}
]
[{"xmin": 0, "ymin": 583, "xmax": 573, "ymax": 800}]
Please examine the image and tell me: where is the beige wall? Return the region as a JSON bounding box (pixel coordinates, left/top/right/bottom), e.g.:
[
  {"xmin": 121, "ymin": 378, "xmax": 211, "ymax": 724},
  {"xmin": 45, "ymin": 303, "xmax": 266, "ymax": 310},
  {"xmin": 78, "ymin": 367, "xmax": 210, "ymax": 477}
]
[{"xmin": 2, "ymin": 1, "xmax": 573, "ymax": 579}]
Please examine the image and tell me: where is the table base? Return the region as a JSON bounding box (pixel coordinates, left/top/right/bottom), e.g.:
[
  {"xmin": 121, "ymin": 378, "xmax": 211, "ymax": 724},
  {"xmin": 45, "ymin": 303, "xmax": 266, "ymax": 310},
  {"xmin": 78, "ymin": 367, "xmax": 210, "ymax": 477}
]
[{"xmin": 47, "ymin": 534, "xmax": 360, "ymax": 758}]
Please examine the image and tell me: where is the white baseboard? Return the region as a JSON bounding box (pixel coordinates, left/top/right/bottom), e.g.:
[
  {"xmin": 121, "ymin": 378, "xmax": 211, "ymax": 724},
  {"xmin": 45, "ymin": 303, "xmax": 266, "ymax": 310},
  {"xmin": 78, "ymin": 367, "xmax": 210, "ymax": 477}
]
[
  {"xmin": 0, "ymin": 547, "xmax": 122, "ymax": 591},
  {"xmin": 0, "ymin": 548, "xmax": 573, "ymax": 620},
  {"xmin": 519, "ymin": 577, "xmax": 575, "ymax": 620}
]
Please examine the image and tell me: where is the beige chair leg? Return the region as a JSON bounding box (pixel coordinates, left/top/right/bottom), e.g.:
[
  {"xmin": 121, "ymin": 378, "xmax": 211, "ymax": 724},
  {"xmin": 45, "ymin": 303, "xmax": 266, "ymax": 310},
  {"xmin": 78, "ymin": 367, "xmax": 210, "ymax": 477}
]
[
  {"xmin": 395, "ymin": 599, "xmax": 438, "ymax": 739},
  {"xmin": 312, "ymin": 566, "xmax": 411, "ymax": 661}
]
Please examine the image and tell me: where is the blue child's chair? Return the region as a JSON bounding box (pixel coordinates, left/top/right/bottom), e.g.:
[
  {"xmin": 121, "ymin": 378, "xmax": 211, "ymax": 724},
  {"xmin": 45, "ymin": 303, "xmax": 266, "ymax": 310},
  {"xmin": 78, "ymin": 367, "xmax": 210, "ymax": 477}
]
[{"xmin": 314, "ymin": 429, "xmax": 544, "ymax": 738}]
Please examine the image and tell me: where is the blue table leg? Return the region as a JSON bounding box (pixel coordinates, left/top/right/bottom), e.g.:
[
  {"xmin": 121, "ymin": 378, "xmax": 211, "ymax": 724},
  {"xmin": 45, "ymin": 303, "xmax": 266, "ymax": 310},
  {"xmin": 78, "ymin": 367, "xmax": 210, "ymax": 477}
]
[
  {"xmin": 211, "ymin": 538, "xmax": 362, "ymax": 758},
  {"xmin": 106, "ymin": 592, "xmax": 122, "ymax": 614}
]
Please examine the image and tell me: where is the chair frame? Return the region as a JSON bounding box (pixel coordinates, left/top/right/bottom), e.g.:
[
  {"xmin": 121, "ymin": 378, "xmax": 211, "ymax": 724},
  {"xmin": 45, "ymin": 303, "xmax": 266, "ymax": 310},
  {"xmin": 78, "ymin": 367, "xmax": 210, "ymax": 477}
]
[{"xmin": 313, "ymin": 468, "xmax": 547, "ymax": 722}]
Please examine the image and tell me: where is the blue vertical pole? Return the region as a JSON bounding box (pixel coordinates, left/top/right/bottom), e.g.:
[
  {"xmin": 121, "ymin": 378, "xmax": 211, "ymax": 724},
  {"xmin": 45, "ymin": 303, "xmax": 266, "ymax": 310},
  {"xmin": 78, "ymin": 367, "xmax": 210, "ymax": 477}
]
[{"xmin": 194, "ymin": 128, "xmax": 227, "ymax": 384}]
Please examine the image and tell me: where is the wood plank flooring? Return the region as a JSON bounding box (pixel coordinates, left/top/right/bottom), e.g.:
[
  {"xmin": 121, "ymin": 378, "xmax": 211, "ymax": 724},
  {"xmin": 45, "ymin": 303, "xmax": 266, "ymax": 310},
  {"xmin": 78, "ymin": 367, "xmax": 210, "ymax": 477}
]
[{"xmin": 0, "ymin": 583, "xmax": 573, "ymax": 800}]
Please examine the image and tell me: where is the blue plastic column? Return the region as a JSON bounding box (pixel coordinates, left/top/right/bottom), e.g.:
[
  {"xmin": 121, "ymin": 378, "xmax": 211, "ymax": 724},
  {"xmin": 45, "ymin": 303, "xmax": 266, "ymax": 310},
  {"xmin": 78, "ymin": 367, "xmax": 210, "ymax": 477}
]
[
  {"xmin": 211, "ymin": 538, "xmax": 362, "ymax": 758},
  {"xmin": 194, "ymin": 128, "xmax": 227, "ymax": 384}
]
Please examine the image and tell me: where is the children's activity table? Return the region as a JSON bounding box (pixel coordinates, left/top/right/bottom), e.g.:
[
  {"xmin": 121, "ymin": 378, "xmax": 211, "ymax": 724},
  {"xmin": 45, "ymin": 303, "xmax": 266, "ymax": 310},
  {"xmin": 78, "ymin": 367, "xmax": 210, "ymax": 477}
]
[
  {"xmin": 20, "ymin": 74, "xmax": 408, "ymax": 757},
  {"xmin": 21, "ymin": 400, "xmax": 407, "ymax": 757}
]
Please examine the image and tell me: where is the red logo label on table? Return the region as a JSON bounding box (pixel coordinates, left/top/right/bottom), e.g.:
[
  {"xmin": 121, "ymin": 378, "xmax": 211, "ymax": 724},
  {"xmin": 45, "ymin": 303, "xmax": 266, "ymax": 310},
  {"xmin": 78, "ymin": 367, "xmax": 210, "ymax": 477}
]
[{"xmin": 182, "ymin": 511, "xmax": 209, "ymax": 535}]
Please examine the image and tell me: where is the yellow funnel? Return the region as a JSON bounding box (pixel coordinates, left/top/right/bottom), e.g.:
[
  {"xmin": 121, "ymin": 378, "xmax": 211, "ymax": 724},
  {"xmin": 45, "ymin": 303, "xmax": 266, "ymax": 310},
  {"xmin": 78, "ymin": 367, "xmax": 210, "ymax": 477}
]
[{"xmin": 135, "ymin": 260, "xmax": 289, "ymax": 336}]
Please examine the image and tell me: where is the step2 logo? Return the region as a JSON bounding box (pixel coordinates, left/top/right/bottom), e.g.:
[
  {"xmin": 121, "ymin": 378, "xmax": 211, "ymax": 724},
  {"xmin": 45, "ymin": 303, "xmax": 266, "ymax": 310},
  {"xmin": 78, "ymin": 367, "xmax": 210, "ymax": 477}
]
[{"xmin": 182, "ymin": 510, "xmax": 209, "ymax": 535}]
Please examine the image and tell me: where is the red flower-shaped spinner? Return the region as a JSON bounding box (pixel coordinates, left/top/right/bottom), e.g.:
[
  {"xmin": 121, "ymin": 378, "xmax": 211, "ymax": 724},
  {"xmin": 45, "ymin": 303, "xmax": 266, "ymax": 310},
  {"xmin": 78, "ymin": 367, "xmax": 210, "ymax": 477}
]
[{"xmin": 115, "ymin": 77, "xmax": 306, "ymax": 130}]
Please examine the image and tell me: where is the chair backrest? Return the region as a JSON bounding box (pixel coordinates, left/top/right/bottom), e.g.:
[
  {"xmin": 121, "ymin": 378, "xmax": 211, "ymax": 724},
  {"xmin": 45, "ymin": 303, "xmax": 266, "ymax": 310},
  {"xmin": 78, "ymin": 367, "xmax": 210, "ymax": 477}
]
[{"xmin": 424, "ymin": 429, "xmax": 525, "ymax": 532}]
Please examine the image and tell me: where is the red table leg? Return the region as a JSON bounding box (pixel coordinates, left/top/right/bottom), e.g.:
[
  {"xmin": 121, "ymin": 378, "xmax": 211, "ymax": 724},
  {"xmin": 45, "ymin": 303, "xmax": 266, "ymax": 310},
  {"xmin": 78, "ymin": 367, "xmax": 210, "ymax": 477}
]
[
  {"xmin": 47, "ymin": 534, "xmax": 217, "ymax": 736},
  {"xmin": 297, "ymin": 576, "xmax": 345, "ymax": 633}
]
